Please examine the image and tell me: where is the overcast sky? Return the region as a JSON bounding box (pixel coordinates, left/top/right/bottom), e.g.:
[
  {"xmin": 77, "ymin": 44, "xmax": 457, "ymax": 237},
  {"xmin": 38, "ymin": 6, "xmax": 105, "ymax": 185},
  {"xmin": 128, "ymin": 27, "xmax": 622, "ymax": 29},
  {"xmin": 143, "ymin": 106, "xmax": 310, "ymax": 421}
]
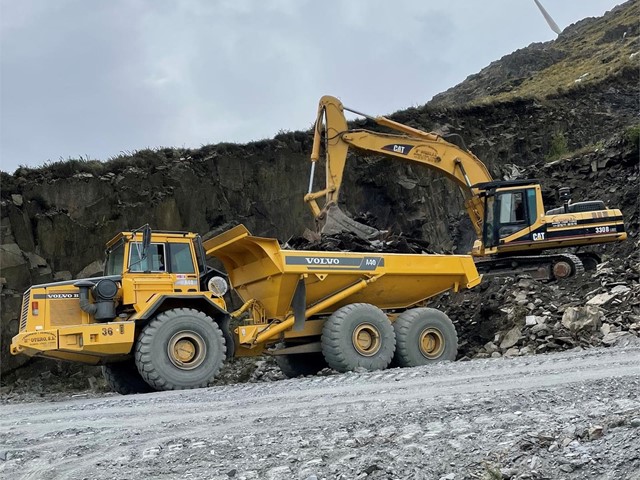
[{"xmin": 0, "ymin": 0, "xmax": 624, "ymax": 173}]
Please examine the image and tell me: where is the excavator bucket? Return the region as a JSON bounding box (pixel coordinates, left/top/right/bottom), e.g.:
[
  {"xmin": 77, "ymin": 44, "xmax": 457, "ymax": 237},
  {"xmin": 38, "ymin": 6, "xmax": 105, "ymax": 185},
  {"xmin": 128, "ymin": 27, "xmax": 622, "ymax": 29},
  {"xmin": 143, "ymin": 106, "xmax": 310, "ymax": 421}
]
[{"xmin": 321, "ymin": 204, "xmax": 381, "ymax": 240}]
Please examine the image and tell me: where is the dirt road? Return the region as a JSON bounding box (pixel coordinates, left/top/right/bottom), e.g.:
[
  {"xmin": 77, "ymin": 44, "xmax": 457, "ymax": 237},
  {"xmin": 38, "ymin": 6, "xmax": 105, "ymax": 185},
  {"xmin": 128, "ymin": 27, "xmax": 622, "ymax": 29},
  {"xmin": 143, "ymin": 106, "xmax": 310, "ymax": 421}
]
[{"xmin": 1, "ymin": 346, "xmax": 639, "ymax": 480}]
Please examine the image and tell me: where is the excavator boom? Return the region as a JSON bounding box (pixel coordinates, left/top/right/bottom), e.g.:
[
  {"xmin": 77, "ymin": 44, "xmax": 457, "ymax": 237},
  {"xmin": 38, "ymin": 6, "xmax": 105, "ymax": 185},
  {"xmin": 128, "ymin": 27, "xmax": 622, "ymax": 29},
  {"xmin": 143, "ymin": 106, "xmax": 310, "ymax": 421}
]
[{"xmin": 306, "ymin": 96, "xmax": 491, "ymax": 238}]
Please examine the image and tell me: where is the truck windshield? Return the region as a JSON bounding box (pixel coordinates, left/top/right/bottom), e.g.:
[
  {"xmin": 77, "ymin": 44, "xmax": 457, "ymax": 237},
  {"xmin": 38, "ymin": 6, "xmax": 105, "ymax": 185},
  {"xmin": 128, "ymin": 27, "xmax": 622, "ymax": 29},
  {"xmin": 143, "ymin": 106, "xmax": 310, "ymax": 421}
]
[
  {"xmin": 129, "ymin": 242, "xmax": 166, "ymax": 272},
  {"xmin": 170, "ymin": 243, "xmax": 196, "ymax": 274},
  {"xmin": 105, "ymin": 242, "xmax": 124, "ymax": 275}
]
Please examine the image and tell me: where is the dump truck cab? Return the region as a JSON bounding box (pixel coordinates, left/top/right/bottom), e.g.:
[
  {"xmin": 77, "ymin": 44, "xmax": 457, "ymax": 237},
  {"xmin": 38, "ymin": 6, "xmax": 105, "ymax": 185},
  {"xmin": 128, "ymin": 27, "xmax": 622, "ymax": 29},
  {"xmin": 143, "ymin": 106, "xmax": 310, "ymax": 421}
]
[
  {"xmin": 103, "ymin": 227, "xmax": 228, "ymax": 311},
  {"xmin": 10, "ymin": 226, "xmax": 232, "ymax": 372}
]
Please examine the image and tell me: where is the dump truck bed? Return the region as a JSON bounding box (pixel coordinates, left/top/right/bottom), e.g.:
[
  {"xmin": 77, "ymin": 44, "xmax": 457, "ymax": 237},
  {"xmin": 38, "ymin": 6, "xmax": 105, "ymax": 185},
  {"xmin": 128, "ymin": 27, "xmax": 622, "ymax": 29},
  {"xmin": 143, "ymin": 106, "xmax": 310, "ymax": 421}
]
[{"xmin": 204, "ymin": 225, "xmax": 481, "ymax": 320}]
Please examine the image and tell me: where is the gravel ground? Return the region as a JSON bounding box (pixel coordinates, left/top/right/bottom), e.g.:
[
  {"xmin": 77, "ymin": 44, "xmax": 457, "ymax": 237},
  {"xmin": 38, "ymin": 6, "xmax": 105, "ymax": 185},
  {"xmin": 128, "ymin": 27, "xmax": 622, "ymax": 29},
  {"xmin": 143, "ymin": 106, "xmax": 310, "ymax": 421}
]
[{"xmin": 1, "ymin": 346, "xmax": 639, "ymax": 480}]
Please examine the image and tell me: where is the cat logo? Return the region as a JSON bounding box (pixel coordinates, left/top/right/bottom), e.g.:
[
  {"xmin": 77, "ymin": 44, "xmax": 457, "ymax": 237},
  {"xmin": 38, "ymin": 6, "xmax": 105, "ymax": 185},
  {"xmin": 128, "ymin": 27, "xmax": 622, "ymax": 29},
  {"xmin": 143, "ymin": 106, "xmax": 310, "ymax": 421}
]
[
  {"xmin": 532, "ymin": 232, "xmax": 545, "ymax": 241},
  {"xmin": 381, "ymin": 144, "xmax": 414, "ymax": 155}
]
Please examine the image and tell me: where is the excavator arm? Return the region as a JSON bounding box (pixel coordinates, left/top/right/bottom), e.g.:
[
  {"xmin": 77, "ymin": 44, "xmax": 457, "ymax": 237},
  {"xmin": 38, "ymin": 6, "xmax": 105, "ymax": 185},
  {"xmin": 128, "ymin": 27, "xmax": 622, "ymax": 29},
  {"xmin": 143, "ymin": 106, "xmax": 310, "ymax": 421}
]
[{"xmin": 305, "ymin": 95, "xmax": 493, "ymax": 237}]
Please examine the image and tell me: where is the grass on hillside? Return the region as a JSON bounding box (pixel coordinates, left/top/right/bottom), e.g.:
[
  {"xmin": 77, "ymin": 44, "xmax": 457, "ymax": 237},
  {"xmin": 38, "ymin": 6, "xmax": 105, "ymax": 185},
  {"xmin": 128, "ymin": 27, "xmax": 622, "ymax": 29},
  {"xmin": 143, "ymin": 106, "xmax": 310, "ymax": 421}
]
[{"xmin": 476, "ymin": 2, "xmax": 639, "ymax": 104}]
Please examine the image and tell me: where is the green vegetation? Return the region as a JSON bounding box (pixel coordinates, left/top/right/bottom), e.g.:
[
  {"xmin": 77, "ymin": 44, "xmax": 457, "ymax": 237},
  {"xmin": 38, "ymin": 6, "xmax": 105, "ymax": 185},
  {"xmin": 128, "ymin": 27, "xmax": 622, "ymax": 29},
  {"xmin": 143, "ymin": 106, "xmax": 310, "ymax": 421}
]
[
  {"xmin": 37, "ymin": 156, "xmax": 105, "ymax": 178},
  {"xmin": 546, "ymin": 131, "xmax": 569, "ymax": 161},
  {"xmin": 482, "ymin": 465, "xmax": 503, "ymax": 480},
  {"xmin": 624, "ymin": 123, "xmax": 640, "ymax": 149},
  {"xmin": 475, "ymin": 1, "xmax": 639, "ymax": 104},
  {"xmin": 12, "ymin": 147, "xmax": 190, "ymax": 179}
]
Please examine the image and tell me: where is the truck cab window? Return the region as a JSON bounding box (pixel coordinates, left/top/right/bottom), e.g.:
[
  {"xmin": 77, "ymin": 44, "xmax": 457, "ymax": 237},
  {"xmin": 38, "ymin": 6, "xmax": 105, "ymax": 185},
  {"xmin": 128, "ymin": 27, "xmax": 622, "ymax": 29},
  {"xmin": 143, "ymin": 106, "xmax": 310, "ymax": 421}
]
[
  {"xmin": 129, "ymin": 242, "xmax": 166, "ymax": 272},
  {"xmin": 105, "ymin": 242, "xmax": 124, "ymax": 275},
  {"xmin": 170, "ymin": 243, "xmax": 196, "ymax": 274}
]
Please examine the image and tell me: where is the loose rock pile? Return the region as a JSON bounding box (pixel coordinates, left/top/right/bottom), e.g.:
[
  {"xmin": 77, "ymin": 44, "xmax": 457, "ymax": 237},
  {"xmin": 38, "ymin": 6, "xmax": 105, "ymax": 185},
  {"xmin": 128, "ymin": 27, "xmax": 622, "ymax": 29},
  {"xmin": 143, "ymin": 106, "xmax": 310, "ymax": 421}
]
[
  {"xmin": 431, "ymin": 238, "xmax": 640, "ymax": 360},
  {"xmin": 285, "ymin": 229, "xmax": 435, "ymax": 254}
]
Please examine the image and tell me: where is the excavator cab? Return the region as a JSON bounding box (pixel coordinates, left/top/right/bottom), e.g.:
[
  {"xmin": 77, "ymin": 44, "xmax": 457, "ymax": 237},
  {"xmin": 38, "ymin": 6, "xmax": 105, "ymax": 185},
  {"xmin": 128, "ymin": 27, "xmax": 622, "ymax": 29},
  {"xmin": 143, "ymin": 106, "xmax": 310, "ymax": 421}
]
[{"xmin": 479, "ymin": 180, "xmax": 541, "ymax": 251}]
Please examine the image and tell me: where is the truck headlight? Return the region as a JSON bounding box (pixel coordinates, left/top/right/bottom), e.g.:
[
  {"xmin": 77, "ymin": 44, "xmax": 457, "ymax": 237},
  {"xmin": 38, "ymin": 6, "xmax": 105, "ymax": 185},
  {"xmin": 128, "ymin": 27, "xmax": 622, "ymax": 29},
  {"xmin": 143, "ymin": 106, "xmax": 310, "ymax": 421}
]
[{"xmin": 207, "ymin": 276, "xmax": 228, "ymax": 297}]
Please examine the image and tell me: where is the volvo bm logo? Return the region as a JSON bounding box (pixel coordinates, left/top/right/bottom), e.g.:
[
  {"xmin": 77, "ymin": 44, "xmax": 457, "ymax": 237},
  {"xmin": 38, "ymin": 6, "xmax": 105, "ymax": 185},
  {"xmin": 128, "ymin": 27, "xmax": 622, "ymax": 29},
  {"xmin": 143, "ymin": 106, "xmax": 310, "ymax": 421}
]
[{"xmin": 47, "ymin": 293, "xmax": 79, "ymax": 299}]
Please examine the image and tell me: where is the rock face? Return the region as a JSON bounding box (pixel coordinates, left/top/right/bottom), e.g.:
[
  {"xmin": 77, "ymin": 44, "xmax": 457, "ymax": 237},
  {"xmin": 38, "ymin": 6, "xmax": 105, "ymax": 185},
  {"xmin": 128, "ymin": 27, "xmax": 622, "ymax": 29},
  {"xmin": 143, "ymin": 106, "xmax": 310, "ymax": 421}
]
[{"xmin": 1, "ymin": 2, "xmax": 638, "ymax": 378}]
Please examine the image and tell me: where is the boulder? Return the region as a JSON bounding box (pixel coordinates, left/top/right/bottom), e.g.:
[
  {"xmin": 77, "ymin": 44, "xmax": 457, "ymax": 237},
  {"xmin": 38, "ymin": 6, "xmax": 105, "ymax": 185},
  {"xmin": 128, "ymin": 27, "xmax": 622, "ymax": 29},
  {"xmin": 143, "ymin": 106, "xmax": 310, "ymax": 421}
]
[
  {"xmin": 0, "ymin": 243, "xmax": 30, "ymax": 291},
  {"xmin": 77, "ymin": 260, "xmax": 105, "ymax": 279},
  {"xmin": 602, "ymin": 332, "xmax": 639, "ymax": 347},
  {"xmin": 561, "ymin": 306, "xmax": 604, "ymax": 333},
  {"xmin": 587, "ymin": 292, "xmax": 615, "ymax": 306},
  {"xmin": 500, "ymin": 326, "xmax": 522, "ymax": 349}
]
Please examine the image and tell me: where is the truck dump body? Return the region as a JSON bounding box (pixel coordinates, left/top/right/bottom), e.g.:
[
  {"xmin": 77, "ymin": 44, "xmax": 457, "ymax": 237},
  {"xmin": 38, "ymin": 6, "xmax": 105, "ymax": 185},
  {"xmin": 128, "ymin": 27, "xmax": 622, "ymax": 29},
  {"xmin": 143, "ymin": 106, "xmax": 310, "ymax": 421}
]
[{"xmin": 204, "ymin": 225, "xmax": 481, "ymax": 320}]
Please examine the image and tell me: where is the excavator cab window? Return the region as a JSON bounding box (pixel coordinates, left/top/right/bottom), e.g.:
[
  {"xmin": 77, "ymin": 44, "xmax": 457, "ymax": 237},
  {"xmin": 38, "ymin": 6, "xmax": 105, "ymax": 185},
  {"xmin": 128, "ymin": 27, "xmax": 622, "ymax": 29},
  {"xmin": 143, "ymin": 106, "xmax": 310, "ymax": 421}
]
[
  {"xmin": 483, "ymin": 195, "xmax": 497, "ymax": 247},
  {"xmin": 496, "ymin": 191, "xmax": 528, "ymax": 239},
  {"xmin": 484, "ymin": 189, "xmax": 535, "ymax": 247},
  {"xmin": 526, "ymin": 189, "xmax": 538, "ymax": 223},
  {"xmin": 499, "ymin": 192, "xmax": 525, "ymax": 224}
]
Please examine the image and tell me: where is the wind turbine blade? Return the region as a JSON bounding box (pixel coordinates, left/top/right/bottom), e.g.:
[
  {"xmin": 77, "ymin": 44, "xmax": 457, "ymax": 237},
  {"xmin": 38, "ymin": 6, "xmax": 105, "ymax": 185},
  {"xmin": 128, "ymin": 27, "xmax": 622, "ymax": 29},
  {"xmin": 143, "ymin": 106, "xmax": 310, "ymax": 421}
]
[{"xmin": 534, "ymin": 0, "xmax": 562, "ymax": 35}]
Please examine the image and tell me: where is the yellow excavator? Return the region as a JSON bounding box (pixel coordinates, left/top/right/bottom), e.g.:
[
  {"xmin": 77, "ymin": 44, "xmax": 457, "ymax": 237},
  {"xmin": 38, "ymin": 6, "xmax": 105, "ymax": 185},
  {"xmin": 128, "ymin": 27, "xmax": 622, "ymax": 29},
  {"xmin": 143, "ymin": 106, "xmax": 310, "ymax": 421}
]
[{"xmin": 304, "ymin": 95, "xmax": 627, "ymax": 280}]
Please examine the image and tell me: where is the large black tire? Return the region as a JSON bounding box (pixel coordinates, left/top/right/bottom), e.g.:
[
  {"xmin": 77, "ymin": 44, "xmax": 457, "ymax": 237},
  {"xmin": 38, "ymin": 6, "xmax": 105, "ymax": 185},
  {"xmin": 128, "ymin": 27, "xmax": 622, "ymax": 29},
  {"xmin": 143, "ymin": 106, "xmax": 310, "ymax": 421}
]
[
  {"xmin": 392, "ymin": 308, "xmax": 458, "ymax": 367},
  {"xmin": 135, "ymin": 308, "xmax": 226, "ymax": 391},
  {"xmin": 101, "ymin": 360, "xmax": 154, "ymax": 395},
  {"xmin": 274, "ymin": 350, "xmax": 327, "ymax": 378},
  {"xmin": 321, "ymin": 303, "xmax": 395, "ymax": 373}
]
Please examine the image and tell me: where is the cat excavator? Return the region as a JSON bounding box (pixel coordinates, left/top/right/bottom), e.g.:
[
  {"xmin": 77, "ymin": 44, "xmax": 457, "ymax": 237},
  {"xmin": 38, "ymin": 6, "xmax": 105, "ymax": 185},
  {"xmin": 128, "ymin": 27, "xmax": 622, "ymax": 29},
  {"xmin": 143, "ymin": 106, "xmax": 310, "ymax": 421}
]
[{"xmin": 304, "ymin": 95, "xmax": 627, "ymax": 280}]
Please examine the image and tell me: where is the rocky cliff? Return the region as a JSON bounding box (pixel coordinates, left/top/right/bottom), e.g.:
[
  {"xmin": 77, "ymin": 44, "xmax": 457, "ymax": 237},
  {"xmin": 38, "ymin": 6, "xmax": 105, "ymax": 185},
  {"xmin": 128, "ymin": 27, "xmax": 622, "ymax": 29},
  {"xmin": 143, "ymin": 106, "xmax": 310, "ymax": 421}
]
[{"xmin": 1, "ymin": 1, "xmax": 638, "ymax": 377}]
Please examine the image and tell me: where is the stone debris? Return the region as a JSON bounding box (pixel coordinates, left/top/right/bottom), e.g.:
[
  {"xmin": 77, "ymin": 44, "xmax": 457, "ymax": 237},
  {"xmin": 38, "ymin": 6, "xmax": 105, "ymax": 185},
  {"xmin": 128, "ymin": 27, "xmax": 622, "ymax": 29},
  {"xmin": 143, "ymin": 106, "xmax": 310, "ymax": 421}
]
[
  {"xmin": 284, "ymin": 230, "xmax": 435, "ymax": 254},
  {"xmin": 431, "ymin": 238, "xmax": 640, "ymax": 360}
]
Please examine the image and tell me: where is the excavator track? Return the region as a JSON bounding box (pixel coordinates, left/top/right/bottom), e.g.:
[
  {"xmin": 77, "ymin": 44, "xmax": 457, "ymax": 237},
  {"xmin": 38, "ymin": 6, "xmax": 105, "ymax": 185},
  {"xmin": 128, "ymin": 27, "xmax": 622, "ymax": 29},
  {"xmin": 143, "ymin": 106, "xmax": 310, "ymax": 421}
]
[{"xmin": 475, "ymin": 253, "xmax": 584, "ymax": 281}]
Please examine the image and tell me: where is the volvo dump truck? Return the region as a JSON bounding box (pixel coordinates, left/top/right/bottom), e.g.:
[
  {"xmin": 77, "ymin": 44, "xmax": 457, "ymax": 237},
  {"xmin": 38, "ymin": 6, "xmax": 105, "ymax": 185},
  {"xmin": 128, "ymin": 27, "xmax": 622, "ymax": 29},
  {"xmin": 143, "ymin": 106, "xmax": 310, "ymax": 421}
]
[
  {"xmin": 11, "ymin": 224, "xmax": 481, "ymax": 394},
  {"xmin": 305, "ymin": 95, "xmax": 627, "ymax": 280}
]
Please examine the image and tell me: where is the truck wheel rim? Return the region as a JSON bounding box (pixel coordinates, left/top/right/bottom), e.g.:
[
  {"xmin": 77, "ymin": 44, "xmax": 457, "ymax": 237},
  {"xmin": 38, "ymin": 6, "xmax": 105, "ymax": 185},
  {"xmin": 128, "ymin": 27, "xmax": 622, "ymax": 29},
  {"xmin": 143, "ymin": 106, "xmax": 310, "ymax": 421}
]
[
  {"xmin": 352, "ymin": 323, "xmax": 381, "ymax": 356},
  {"xmin": 419, "ymin": 328, "xmax": 444, "ymax": 359},
  {"xmin": 168, "ymin": 331, "xmax": 206, "ymax": 370}
]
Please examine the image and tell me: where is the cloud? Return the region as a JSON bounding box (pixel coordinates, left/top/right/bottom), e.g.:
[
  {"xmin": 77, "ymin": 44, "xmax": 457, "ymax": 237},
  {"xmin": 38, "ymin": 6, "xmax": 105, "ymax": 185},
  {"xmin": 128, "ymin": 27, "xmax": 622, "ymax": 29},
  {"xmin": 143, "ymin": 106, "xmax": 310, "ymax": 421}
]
[{"xmin": 0, "ymin": 0, "xmax": 623, "ymax": 172}]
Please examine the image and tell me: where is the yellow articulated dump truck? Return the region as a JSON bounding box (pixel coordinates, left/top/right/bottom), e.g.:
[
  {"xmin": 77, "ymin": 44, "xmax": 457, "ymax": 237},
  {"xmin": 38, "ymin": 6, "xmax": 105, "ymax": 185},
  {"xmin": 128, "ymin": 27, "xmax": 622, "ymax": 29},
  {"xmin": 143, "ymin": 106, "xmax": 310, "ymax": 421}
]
[{"xmin": 11, "ymin": 224, "xmax": 481, "ymax": 394}]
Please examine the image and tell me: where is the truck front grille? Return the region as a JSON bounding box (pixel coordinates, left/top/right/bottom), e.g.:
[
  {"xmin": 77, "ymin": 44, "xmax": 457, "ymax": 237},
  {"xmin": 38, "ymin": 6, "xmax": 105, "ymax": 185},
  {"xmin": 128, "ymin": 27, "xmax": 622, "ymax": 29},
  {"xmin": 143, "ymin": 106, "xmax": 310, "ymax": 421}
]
[{"xmin": 20, "ymin": 289, "xmax": 30, "ymax": 332}]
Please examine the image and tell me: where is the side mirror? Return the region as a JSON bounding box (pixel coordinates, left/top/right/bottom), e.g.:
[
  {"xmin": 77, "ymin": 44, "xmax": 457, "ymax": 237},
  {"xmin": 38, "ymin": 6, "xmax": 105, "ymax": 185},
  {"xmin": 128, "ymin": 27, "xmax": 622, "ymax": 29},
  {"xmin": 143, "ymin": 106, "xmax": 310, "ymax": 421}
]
[{"xmin": 142, "ymin": 224, "xmax": 151, "ymax": 253}]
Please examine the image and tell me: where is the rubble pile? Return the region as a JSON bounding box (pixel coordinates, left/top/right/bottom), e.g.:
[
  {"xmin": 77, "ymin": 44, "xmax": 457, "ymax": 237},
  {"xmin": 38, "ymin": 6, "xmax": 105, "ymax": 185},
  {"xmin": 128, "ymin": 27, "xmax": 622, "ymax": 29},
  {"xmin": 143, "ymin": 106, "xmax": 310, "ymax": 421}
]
[
  {"xmin": 284, "ymin": 229, "xmax": 435, "ymax": 254},
  {"xmin": 432, "ymin": 239, "xmax": 640, "ymax": 360}
]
